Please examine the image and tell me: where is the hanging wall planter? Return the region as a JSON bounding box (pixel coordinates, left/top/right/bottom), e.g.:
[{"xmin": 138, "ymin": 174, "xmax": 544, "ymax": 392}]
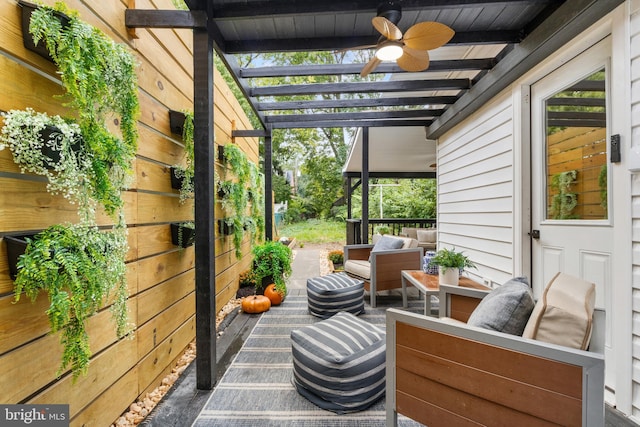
[
  {"xmin": 170, "ymin": 222, "xmax": 195, "ymax": 248},
  {"xmin": 19, "ymin": 0, "xmax": 70, "ymax": 61},
  {"xmin": 169, "ymin": 110, "xmax": 186, "ymax": 136},
  {"xmin": 38, "ymin": 125, "xmax": 82, "ymax": 167},
  {"xmin": 4, "ymin": 234, "xmax": 36, "ymax": 280},
  {"xmin": 169, "ymin": 166, "xmax": 194, "ymax": 191},
  {"xmin": 218, "ymin": 219, "xmax": 234, "ymax": 236}
]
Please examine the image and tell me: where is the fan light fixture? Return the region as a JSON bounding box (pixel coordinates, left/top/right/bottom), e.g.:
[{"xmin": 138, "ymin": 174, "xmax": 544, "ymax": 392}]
[{"xmin": 375, "ymin": 40, "xmax": 403, "ymax": 61}]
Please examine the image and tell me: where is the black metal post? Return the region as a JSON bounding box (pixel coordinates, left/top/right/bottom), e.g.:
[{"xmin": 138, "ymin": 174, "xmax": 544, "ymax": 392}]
[
  {"xmin": 193, "ymin": 20, "xmax": 216, "ymax": 390},
  {"xmin": 362, "ymin": 127, "xmax": 369, "ymax": 244},
  {"xmin": 264, "ymin": 129, "xmax": 273, "ymax": 241}
]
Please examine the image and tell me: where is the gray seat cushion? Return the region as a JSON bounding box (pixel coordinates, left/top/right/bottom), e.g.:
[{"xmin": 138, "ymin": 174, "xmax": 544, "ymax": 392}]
[
  {"xmin": 291, "ymin": 311, "xmax": 386, "ymax": 413},
  {"xmin": 467, "ymin": 277, "xmax": 535, "ymax": 336}
]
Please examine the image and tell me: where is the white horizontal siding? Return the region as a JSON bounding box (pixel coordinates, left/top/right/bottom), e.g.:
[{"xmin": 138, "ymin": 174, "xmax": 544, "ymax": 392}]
[
  {"xmin": 631, "ymin": 0, "xmax": 640, "ymax": 419},
  {"xmin": 437, "ymin": 91, "xmax": 514, "ymax": 285}
]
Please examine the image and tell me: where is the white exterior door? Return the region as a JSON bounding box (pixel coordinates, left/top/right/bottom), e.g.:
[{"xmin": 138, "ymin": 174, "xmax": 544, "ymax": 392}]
[{"xmin": 530, "ymin": 38, "xmax": 616, "ymax": 400}]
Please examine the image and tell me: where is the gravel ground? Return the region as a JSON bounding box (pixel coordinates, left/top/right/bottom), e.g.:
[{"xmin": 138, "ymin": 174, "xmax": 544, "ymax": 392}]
[{"xmin": 111, "ymin": 242, "xmax": 342, "ymax": 426}]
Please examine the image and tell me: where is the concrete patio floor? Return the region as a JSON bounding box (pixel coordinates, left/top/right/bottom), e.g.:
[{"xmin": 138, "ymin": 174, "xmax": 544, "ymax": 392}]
[{"xmin": 140, "ymin": 246, "xmax": 638, "ymax": 427}]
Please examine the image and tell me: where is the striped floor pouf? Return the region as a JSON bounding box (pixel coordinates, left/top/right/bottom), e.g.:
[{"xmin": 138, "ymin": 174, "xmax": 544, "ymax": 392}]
[
  {"xmin": 306, "ymin": 273, "xmax": 364, "ymax": 318},
  {"xmin": 291, "ymin": 311, "xmax": 386, "ymax": 414}
]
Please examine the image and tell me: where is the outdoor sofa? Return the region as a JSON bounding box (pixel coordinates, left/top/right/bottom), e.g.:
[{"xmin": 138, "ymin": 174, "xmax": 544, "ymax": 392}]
[
  {"xmin": 385, "ymin": 272, "xmax": 605, "ymax": 426},
  {"xmin": 343, "ymin": 235, "xmax": 423, "ymax": 308},
  {"xmin": 399, "ymin": 227, "xmax": 437, "ymax": 251}
]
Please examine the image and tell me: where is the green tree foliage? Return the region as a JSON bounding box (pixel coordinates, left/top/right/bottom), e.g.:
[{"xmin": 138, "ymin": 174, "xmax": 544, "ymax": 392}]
[
  {"xmin": 272, "ymin": 173, "xmax": 292, "ymax": 204},
  {"xmin": 350, "ymin": 179, "xmax": 437, "ymax": 219},
  {"xmin": 297, "ymin": 154, "xmax": 345, "ymax": 218}
]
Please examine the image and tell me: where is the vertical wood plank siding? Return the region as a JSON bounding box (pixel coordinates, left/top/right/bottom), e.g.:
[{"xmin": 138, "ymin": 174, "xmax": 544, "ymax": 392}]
[{"xmin": 0, "ymin": 0, "xmax": 257, "ymax": 424}]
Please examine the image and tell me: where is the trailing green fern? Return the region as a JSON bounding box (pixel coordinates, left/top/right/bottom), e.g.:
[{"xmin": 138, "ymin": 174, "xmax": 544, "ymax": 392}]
[
  {"xmin": 14, "ymin": 224, "xmax": 131, "ymax": 380},
  {"xmin": 29, "ymin": 2, "xmax": 139, "ymax": 218}
]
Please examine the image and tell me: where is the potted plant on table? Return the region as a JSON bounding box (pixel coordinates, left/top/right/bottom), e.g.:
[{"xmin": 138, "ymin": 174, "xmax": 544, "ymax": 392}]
[
  {"xmin": 251, "ymin": 240, "xmax": 292, "ymax": 298},
  {"xmin": 428, "ymin": 247, "xmax": 476, "ymax": 286}
]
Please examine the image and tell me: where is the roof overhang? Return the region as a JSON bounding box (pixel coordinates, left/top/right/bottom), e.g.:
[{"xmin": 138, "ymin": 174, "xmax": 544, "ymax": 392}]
[{"xmin": 343, "ymin": 126, "xmax": 436, "ymax": 178}]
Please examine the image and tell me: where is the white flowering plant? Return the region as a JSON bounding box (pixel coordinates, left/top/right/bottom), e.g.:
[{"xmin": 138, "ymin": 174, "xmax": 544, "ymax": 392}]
[{"xmin": 0, "ymin": 108, "xmax": 96, "ymax": 221}]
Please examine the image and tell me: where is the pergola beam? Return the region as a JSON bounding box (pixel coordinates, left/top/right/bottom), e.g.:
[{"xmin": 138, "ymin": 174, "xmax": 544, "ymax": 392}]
[
  {"xmin": 224, "ymin": 31, "xmax": 520, "ymax": 53},
  {"xmin": 124, "ymin": 9, "xmax": 207, "ymax": 29},
  {"xmin": 269, "ymin": 119, "xmax": 431, "ymax": 129},
  {"xmin": 264, "ymin": 109, "xmax": 443, "ymax": 124},
  {"xmin": 256, "ymin": 96, "xmax": 458, "ymax": 111},
  {"xmin": 251, "ymin": 79, "xmax": 471, "ymax": 97},
  {"xmin": 240, "ymin": 59, "xmax": 495, "ymax": 78}
]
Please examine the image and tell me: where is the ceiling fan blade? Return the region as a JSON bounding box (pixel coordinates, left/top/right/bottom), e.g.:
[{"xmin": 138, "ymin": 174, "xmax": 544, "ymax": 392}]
[
  {"xmin": 403, "ymin": 21, "xmax": 455, "ymax": 51},
  {"xmin": 360, "ymin": 57, "xmax": 382, "ymax": 77},
  {"xmin": 372, "ymin": 16, "xmax": 402, "ymax": 40},
  {"xmin": 397, "ymin": 47, "xmax": 430, "ymax": 72}
]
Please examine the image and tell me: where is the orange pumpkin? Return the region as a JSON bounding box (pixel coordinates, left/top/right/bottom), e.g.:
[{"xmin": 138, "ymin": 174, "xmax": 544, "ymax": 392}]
[
  {"xmin": 242, "ymin": 295, "xmax": 271, "ymax": 314},
  {"xmin": 264, "ymin": 284, "xmax": 284, "ymax": 306}
]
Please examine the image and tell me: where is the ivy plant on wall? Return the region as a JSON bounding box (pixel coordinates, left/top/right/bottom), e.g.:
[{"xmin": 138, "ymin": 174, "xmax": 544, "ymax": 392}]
[
  {"xmin": 549, "ymin": 170, "xmax": 578, "ymax": 219},
  {"xmin": 29, "ymin": 1, "xmax": 140, "ymax": 218},
  {"xmin": 0, "ymin": 2, "xmax": 139, "ymax": 380},
  {"xmin": 172, "ymin": 110, "xmax": 195, "ymax": 204},
  {"xmin": 219, "ymin": 144, "xmax": 264, "ymax": 258}
]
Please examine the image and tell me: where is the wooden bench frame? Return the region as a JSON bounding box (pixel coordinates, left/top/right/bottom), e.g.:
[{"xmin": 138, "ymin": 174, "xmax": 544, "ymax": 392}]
[{"xmin": 386, "ymin": 285, "xmax": 605, "ymax": 426}]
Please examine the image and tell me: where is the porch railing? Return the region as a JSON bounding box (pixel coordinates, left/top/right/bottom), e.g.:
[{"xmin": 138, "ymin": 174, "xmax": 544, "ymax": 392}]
[{"xmin": 346, "ymin": 218, "xmax": 436, "ymax": 245}]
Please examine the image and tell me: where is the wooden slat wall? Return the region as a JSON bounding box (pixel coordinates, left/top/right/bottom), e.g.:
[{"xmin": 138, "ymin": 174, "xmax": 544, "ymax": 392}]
[
  {"xmin": 395, "ymin": 322, "xmax": 584, "ymax": 426},
  {"xmin": 0, "ymin": 0, "xmax": 258, "ymax": 425},
  {"xmin": 546, "ymin": 127, "xmax": 607, "ymax": 220}
]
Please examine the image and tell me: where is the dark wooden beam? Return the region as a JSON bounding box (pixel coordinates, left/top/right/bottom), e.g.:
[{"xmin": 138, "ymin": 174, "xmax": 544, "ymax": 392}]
[
  {"xmin": 264, "ymin": 109, "xmax": 443, "ymax": 124},
  {"xmin": 224, "ymin": 31, "xmax": 519, "ymax": 53},
  {"xmin": 546, "ymin": 97, "xmax": 606, "ymax": 107},
  {"xmin": 256, "ymin": 96, "xmax": 458, "ymax": 111},
  {"xmin": 240, "ymin": 60, "xmax": 495, "ymax": 78},
  {"xmin": 362, "ymin": 128, "xmax": 369, "ymax": 245},
  {"xmin": 193, "ymin": 18, "xmax": 216, "ymax": 390},
  {"xmin": 264, "ymin": 131, "xmax": 273, "ymax": 241},
  {"xmin": 125, "ymin": 9, "xmax": 207, "ymax": 29},
  {"xmin": 215, "ymin": 53, "xmax": 267, "ymax": 129},
  {"xmin": 270, "ymin": 119, "xmax": 432, "ymax": 129},
  {"xmin": 251, "ymin": 79, "xmax": 471, "ymax": 97},
  {"xmin": 232, "ymin": 129, "xmax": 270, "ymax": 137},
  {"xmin": 343, "ymin": 171, "xmax": 437, "ymax": 179},
  {"xmin": 427, "ymin": 0, "xmax": 624, "ymax": 139}
]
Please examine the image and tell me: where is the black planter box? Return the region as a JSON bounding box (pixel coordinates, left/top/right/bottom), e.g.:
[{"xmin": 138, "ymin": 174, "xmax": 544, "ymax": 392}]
[
  {"xmin": 170, "ymin": 223, "xmax": 195, "ymax": 248},
  {"xmin": 170, "ymin": 166, "xmax": 182, "ymax": 190},
  {"xmin": 169, "ymin": 110, "xmax": 186, "ymax": 136},
  {"xmin": 19, "ymin": 0, "xmax": 70, "ymax": 61},
  {"xmin": 4, "ymin": 234, "xmax": 36, "ymax": 280},
  {"xmin": 218, "ymin": 219, "xmax": 234, "ymax": 236},
  {"xmin": 39, "ymin": 125, "xmax": 82, "ymax": 167},
  {"xmin": 217, "ymin": 145, "xmax": 225, "ymax": 162}
]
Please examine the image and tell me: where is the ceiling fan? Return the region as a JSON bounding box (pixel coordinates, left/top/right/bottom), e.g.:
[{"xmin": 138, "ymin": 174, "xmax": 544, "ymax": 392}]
[{"xmin": 352, "ymin": 2, "xmax": 455, "ymax": 77}]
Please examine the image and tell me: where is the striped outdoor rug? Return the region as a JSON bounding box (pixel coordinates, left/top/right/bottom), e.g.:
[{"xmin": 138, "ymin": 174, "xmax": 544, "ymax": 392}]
[{"xmin": 193, "ymin": 292, "xmax": 427, "ymax": 427}]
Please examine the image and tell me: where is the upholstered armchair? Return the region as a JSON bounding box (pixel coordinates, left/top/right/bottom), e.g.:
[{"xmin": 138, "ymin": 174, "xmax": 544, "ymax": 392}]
[{"xmin": 344, "ymin": 235, "xmax": 423, "ymax": 308}]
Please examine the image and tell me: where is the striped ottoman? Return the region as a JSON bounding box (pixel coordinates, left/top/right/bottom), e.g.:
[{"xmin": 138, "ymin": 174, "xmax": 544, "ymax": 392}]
[
  {"xmin": 306, "ymin": 273, "xmax": 364, "ymax": 318},
  {"xmin": 291, "ymin": 311, "xmax": 386, "ymax": 413}
]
